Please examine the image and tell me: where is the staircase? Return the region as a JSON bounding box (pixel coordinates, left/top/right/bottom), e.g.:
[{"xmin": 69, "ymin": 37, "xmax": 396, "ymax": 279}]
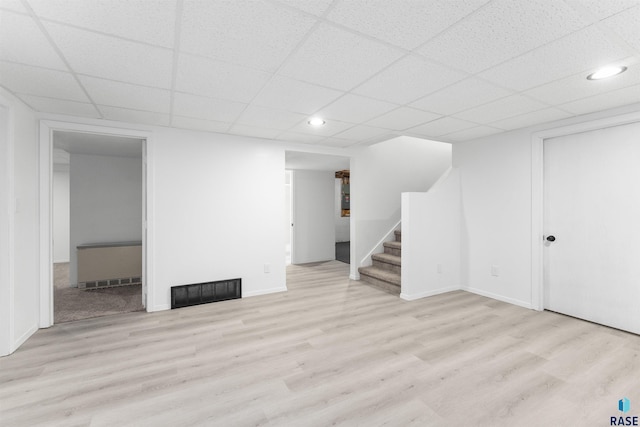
[{"xmin": 358, "ymin": 229, "xmax": 401, "ymax": 295}]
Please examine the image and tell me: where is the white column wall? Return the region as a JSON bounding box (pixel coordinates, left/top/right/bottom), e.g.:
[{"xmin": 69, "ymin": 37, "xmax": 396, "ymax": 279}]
[
  {"xmin": 0, "ymin": 89, "xmax": 39, "ymax": 356},
  {"xmin": 401, "ymin": 168, "xmax": 461, "ymax": 300}
]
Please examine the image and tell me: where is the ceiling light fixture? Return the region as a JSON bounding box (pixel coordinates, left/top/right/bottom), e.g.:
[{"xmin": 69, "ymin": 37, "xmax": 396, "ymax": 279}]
[
  {"xmin": 308, "ymin": 117, "xmax": 325, "ymax": 126},
  {"xmin": 587, "ymin": 65, "xmax": 627, "ymax": 80}
]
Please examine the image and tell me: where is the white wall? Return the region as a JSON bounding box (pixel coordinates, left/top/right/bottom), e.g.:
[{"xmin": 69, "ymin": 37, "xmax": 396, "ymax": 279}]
[
  {"xmin": 334, "ymin": 178, "xmax": 350, "ymax": 242},
  {"xmin": 292, "ymin": 170, "xmax": 335, "ymax": 264},
  {"xmin": 69, "ymin": 153, "xmax": 142, "ymax": 286},
  {"xmin": 454, "ymin": 102, "xmax": 640, "ymax": 309},
  {"xmin": 52, "ymin": 168, "xmax": 70, "ymax": 263},
  {"xmin": 152, "ymin": 127, "xmax": 287, "ymax": 308},
  {"xmin": 401, "ymin": 168, "xmax": 461, "ymax": 300},
  {"xmin": 0, "ymin": 103, "xmax": 11, "ymax": 356},
  {"xmin": 350, "ymin": 136, "xmax": 452, "ymax": 278},
  {"xmin": 0, "ymin": 89, "xmax": 39, "ymax": 356}
]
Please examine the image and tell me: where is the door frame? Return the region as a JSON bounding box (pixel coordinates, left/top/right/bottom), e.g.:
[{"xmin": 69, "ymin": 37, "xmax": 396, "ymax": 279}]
[
  {"xmin": 38, "ymin": 120, "xmax": 154, "ymax": 328},
  {"xmin": 530, "ymin": 110, "xmax": 640, "ymax": 311}
]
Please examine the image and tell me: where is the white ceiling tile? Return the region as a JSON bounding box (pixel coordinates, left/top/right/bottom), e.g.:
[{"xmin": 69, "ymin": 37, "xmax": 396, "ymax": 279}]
[
  {"xmin": 18, "ymin": 94, "xmax": 99, "ymax": 117},
  {"xmin": 454, "ymin": 94, "xmax": 547, "ymax": 123},
  {"xmin": 235, "ymin": 105, "xmax": 306, "ymax": 130},
  {"xmin": 524, "ymin": 60, "xmax": 640, "ymax": 105},
  {"xmin": 79, "ymin": 76, "xmax": 171, "ymax": 113},
  {"xmin": 320, "ymin": 137, "xmax": 361, "ymax": 148},
  {"xmin": 410, "ymin": 77, "xmax": 513, "ymax": 115},
  {"xmin": 559, "ymin": 84, "xmax": 640, "ymax": 115},
  {"xmin": 601, "ymin": 5, "xmax": 640, "ymax": 52},
  {"xmin": 489, "ymin": 108, "xmax": 573, "ymax": 130},
  {"xmin": 478, "ymin": 25, "xmax": 634, "ymax": 91},
  {"xmin": 171, "ymin": 116, "xmax": 231, "ymax": 134},
  {"xmin": 564, "ymin": 0, "xmax": 640, "ymax": 20},
  {"xmin": 99, "ymin": 105, "xmax": 170, "ymax": 126},
  {"xmin": 418, "ymin": 0, "xmax": 589, "ymax": 73},
  {"xmin": 0, "ymin": 62, "xmax": 88, "ymax": 101},
  {"xmin": 316, "ymin": 94, "xmax": 398, "ymax": 123},
  {"xmin": 353, "ymin": 55, "xmax": 467, "ymax": 104},
  {"xmin": 366, "ymin": 107, "xmax": 441, "ymax": 130},
  {"xmin": 172, "ymin": 92, "xmax": 247, "ymax": 123},
  {"xmin": 327, "ymin": 0, "xmax": 489, "ymax": 50},
  {"xmin": 45, "ymin": 22, "xmax": 173, "ymax": 88},
  {"xmin": 276, "ymin": 132, "xmax": 327, "ymax": 144},
  {"xmin": 275, "ymin": 0, "xmax": 334, "ymax": 16},
  {"xmin": 288, "ymin": 119, "xmax": 354, "ymax": 137},
  {"xmin": 333, "ymin": 124, "xmax": 393, "ymax": 142},
  {"xmin": 0, "ymin": 0, "xmax": 26, "ymax": 12},
  {"xmin": 279, "ymin": 23, "xmax": 404, "ymax": 91},
  {"xmin": 175, "ymin": 54, "xmax": 272, "ymax": 104},
  {"xmin": 228, "ymin": 124, "xmax": 281, "ymax": 140},
  {"xmin": 29, "ymin": 0, "xmax": 176, "ymax": 48},
  {"xmin": 443, "ymin": 125, "xmax": 504, "ymax": 142},
  {"xmin": 251, "ymin": 75, "xmax": 343, "ymax": 115},
  {"xmin": 407, "ymin": 117, "xmax": 477, "ymax": 137},
  {"xmin": 0, "ymin": 11, "xmax": 67, "ymax": 70},
  {"xmin": 180, "ymin": 0, "xmax": 316, "ymax": 72}
]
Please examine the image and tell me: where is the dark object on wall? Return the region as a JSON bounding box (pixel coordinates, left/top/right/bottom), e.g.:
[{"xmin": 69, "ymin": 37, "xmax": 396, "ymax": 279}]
[
  {"xmin": 171, "ymin": 278, "xmax": 241, "ymax": 309},
  {"xmin": 335, "ymin": 170, "xmax": 350, "ymax": 217}
]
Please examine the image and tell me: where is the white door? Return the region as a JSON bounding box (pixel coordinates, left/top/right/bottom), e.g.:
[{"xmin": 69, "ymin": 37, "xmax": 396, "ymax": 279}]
[
  {"xmin": 544, "ymin": 121, "xmax": 640, "ymax": 334},
  {"xmin": 291, "ymin": 170, "xmax": 336, "ymax": 264}
]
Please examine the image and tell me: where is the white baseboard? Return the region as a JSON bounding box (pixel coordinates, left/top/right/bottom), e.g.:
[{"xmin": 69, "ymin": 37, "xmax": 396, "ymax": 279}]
[
  {"xmin": 349, "ymin": 273, "xmax": 359, "ymax": 280},
  {"xmin": 462, "ymin": 286, "xmax": 533, "ymax": 310},
  {"xmin": 400, "ymin": 286, "xmax": 459, "ymax": 301},
  {"xmin": 11, "ymin": 323, "xmax": 38, "ymax": 354},
  {"xmin": 243, "ymin": 286, "xmax": 288, "ymax": 298},
  {"xmin": 151, "ymin": 303, "xmax": 170, "ymax": 312}
]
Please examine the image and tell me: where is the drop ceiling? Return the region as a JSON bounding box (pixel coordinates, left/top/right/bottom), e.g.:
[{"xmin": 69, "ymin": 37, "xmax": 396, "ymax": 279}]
[{"xmin": 1, "ymin": 0, "xmax": 639, "ymax": 147}]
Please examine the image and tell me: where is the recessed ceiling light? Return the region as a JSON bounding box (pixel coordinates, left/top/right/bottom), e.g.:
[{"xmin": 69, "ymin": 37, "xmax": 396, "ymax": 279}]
[
  {"xmin": 587, "ymin": 65, "xmax": 627, "ymax": 80},
  {"xmin": 308, "ymin": 117, "xmax": 325, "ymax": 126}
]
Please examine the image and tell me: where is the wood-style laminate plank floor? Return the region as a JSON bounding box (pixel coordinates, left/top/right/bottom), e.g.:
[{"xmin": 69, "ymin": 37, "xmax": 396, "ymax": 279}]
[{"xmin": 1, "ymin": 261, "xmax": 639, "ymax": 426}]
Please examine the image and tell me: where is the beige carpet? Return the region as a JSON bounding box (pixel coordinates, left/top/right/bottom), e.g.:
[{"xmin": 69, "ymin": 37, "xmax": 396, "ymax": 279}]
[{"xmin": 54, "ymin": 263, "xmax": 144, "ymax": 323}]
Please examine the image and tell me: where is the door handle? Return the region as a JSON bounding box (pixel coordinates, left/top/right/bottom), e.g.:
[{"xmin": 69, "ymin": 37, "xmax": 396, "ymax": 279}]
[{"xmin": 546, "ymin": 235, "xmax": 556, "ymax": 242}]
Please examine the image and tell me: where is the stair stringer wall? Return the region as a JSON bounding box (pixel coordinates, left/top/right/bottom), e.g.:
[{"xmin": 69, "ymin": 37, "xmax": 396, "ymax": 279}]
[{"xmin": 400, "ymin": 167, "xmax": 462, "ymax": 300}]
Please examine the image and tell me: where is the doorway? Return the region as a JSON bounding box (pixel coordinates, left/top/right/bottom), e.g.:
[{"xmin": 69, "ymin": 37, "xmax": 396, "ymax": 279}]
[
  {"xmin": 52, "ymin": 131, "xmax": 145, "ymax": 323},
  {"xmin": 543, "ymin": 121, "xmax": 640, "ymax": 334},
  {"xmin": 39, "ymin": 121, "xmax": 152, "ymax": 328}
]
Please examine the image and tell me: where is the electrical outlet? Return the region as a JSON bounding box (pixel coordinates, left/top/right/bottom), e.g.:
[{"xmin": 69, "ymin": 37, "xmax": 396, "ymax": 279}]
[
  {"xmin": 437, "ymin": 263, "xmax": 443, "ymax": 274},
  {"xmin": 491, "ymin": 265, "xmax": 499, "ymax": 277},
  {"xmin": 264, "ymin": 263, "xmax": 271, "ymax": 273}
]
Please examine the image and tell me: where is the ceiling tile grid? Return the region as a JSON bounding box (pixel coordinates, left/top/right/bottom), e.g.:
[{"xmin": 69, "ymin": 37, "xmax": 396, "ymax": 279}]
[
  {"xmin": 417, "ymin": 0, "xmax": 591, "ymax": 74},
  {"xmin": 353, "ymin": 55, "xmax": 468, "ymax": 105},
  {"xmin": 0, "ymin": 61, "xmax": 88, "ymax": 102},
  {"xmin": 27, "ymin": 0, "xmax": 177, "ymax": 48},
  {"xmin": 18, "ymin": 94, "xmax": 99, "ymax": 118},
  {"xmin": 0, "ymin": 0, "xmax": 638, "ymax": 145},
  {"xmin": 44, "ymin": 21, "xmax": 174, "ymax": 89},
  {"xmin": 278, "ymin": 23, "xmax": 405, "ymax": 91},
  {"xmin": 326, "ymin": 0, "xmax": 491, "ymax": 50},
  {"xmin": 179, "ymin": 0, "xmax": 316, "ymax": 72},
  {"xmin": 0, "ymin": 10, "xmax": 67, "ymax": 70}
]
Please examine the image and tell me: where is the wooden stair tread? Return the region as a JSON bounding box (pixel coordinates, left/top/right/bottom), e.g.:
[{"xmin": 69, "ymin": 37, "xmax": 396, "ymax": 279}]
[
  {"xmin": 383, "ymin": 241, "xmax": 401, "ymax": 249},
  {"xmin": 358, "ymin": 266, "xmax": 401, "ymax": 286},
  {"xmin": 372, "ymin": 253, "xmax": 401, "ymax": 266}
]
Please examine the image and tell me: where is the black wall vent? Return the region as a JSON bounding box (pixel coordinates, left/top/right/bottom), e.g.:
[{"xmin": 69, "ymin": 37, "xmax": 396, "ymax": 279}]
[{"xmin": 171, "ymin": 278, "xmax": 241, "ymax": 309}]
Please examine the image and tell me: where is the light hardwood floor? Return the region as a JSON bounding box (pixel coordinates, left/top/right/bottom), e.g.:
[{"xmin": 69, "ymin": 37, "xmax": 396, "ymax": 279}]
[{"xmin": 1, "ymin": 261, "xmax": 639, "ymax": 426}]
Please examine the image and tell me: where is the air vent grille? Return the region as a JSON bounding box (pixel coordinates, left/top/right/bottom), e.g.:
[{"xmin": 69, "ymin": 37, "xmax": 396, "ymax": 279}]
[{"xmin": 171, "ymin": 278, "xmax": 241, "ymax": 309}]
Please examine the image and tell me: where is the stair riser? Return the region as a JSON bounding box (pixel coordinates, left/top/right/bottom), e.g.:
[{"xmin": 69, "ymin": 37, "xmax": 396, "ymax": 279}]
[
  {"xmin": 384, "ymin": 247, "xmax": 401, "ymax": 257},
  {"xmin": 359, "ymin": 273, "xmax": 401, "ymax": 295},
  {"xmin": 394, "ymin": 230, "xmax": 401, "ymax": 243},
  {"xmin": 372, "ymin": 259, "xmax": 401, "ymax": 275}
]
